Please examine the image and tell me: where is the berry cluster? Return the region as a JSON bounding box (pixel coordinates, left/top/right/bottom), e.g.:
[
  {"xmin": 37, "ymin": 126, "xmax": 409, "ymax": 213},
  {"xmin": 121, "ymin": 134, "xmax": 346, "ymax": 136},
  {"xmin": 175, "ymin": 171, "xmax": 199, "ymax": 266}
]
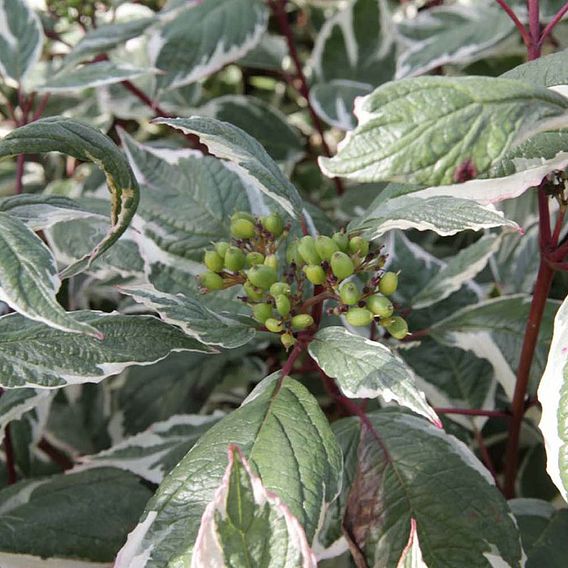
[{"xmin": 199, "ymin": 211, "xmax": 408, "ymax": 348}]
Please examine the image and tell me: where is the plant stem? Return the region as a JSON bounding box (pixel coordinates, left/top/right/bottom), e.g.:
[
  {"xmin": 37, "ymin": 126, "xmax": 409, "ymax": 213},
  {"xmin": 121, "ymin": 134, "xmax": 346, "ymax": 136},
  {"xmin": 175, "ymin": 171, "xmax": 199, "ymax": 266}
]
[
  {"xmin": 15, "ymin": 154, "xmax": 25, "ymax": 194},
  {"xmin": 527, "ymin": 0, "xmax": 542, "ymax": 59},
  {"xmin": 268, "ymin": 0, "xmax": 345, "ymax": 196},
  {"xmin": 503, "ymin": 258, "xmax": 554, "ymax": 498},
  {"xmin": 280, "ymin": 341, "xmax": 305, "ymax": 377},
  {"xmin": 495, "ymin": 0, "xmax": 532, "ymax": 48},
  {"xmin": 474, "ymin": 426, "xmax": 502, "ymax": 490},
  {"xmin": 539, "ymin": 3, "xmax": 568, "ymax": 46},
  {"xmin": 434, "ymin": 407, "xmax": 510, "ymax": 418},
  {"xmin": 3, "ymin": 424, "xmax": 16, "ymax": 484}
]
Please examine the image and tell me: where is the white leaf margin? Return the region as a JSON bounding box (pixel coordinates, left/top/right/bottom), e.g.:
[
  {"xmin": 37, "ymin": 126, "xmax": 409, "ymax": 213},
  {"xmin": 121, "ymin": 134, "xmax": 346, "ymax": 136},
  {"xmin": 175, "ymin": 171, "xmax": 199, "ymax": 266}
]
[
  {"xmin": 538, "ymin": 294, "xmax": 568, "ymax": 502},
  {"xmin": 191, "ymin": 445, "xmax": 317, "ymax": 568}
]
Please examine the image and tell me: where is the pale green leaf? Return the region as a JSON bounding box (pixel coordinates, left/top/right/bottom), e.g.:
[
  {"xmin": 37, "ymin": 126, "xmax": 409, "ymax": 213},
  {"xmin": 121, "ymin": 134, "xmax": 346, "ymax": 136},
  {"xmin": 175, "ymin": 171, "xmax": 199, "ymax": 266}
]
[
  {"xmin": 0, "ymin": 212, "xmax": 100, "ymax": 337},
  {"xmin": 0, "ymin": 468, "xmax": 152, "ymax": 562},
  {"xmin": 0, "ymin": 388, "xmax": 51, "ymax": 437},
  {"xmin": 320, "ymin": 76, "xmax": 568, "ymax": 186},
  {"xmin": 153, "ymin": 0, "xmax": 268, "ymax": 90},
  {"xmin": 0, "ymin": 0, "xmax": 43, "ymax": 83},
  {"xmin": 115, "ymin": 374, "xmax": 342, "ymax": 567},
  {"xmin": 192, "ymin": 446, "xmax": 316, "ymax": 567},
  {"xmin": 237, "ymin": 32, "xmax": 286, "ymax": 70},
  {"xmin": 502, "ymin": 49, "xmax": 568, "ymax": 91},
  {"xmin": 120, "ymin": 285, "xmax": 256, "ymax": 349},
  {"xmin": 309, "ymin": 326, "xmax": 440, "ymax": 425},
  {"xmin": 155, "ymin": 117, "xmax": 304, "ymax": 216},
  {"xmin": 0, "ymin": 117, "xmax": 140, "ymax": 278},
  {"xmin": 537, "ymin": 295, "xmax": 568, "ymax": 502},
  {"xmin": 0, "ymin": 310, "xmax": 213, "ymax": 388},
  {"xmin": 39, "ymin": 62, "xmax": 153, "ymax": 93}
]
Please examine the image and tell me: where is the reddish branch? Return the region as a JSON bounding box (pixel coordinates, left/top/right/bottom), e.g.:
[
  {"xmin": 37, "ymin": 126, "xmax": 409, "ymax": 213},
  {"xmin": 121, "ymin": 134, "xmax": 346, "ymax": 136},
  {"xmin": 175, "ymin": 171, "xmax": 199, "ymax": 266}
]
[
  {"xmin": 540, "ymin": 3, "xmax": 568, "ymax": 46},
  {"xmin": 494, "ymin": 0, "xmax": 532, "ymax": 48}
]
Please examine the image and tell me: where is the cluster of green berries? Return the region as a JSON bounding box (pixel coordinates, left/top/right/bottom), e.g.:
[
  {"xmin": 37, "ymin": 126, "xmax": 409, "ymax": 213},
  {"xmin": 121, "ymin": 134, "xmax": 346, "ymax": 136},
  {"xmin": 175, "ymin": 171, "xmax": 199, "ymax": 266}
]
[{"xmin": 199, "ymin": 211, "xmax": 408, "ymax": 348}]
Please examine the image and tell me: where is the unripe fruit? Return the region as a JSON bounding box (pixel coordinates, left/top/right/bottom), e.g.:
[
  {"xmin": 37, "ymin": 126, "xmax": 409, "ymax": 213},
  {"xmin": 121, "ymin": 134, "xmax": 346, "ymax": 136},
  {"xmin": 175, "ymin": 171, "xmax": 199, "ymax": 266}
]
[
  {"xmin": 386, "ymin": 316, "xmax": 408, "ymax": 339},
  {"xmin": 243, "ymin": 281, "xmax": 264, "ymax": 301},
  {"xmin": 291, "ymin": 314, "xmax": 314, "ymax": 331},
  {"xmin": 261, "ymin": 213, "xmax": 284, "ymax": 237},
  {"xmin": 231, "ymin": 218, "xmax": 256, "ymax": 239},
  {"xmin": 265, "ymin": 318, "xmax": 283, "ymax": 333},
  {"xmin": 315, "ymin": 235, "xmax": 339, "ymax": 261},
  {"xmin": 199, "ymin": 271, "xmax": 224, "ymax": 291},
  {"xmin": 270, "ymin": 282, "xmax": 291, "ymax": 296},
  {"xmin": 224, "ymin": 247, "xmax": 246, "ymax": 272},
  {"xmin": 332, "ymin": 232, "xmax": 349, "ymax": 252},
  {"xmin": 264, "ymin": 254, "xmax": 278, "ymax": 270},
  {"xmin": 345, "ymin": 307, "xmax": 374, "ymax": 327},
  {"xmin": 339, "ymin": 282, "xmax": 361, "ymax": 305},
  {"xmin": 215, "ymin": 241, "xmax": 230, "ymax": 259},
  {"xmin": 379, "ymin": 272, "xmax": 398, "ymax": 296},
  {"xmin": 286, "ymin": 242, "xmax": 303, "ymax": 265},
  {"xmin": 204, "ymin": 250, "xmax": 224, "ymax": 273},
  {"xmin": 330, "ymin": 252, "xmax": 354, "ymax": 281},
  {"xmin": 367, "ymin": 294, "xmax": 394, "ymax": 318},
  {"xmin": 246, "ymin": 252, "xmax": 265, "ymax": 267},
  {"xmin": 304, "ymin": 264, "xmax": 326, "ymax": 285},
  {"xmin": 298, "ymin": 236, "xmax": 321, "ymax": 265},
  {"xmin": 275, "ymin": 294, "xmax": 291, "ymax": 317},
  {"xmin": 231, "ymin": 211, "xmax": 255, "ymax": 223},
  {"xmin": 252, "ymin": 303, "xmax": 273, "ymax": 323},
  {"xmin": 349, "ymin": 236, "xmax": 370, "ymax": 257},
  {"xmin": 281, "ymin": 332, "xmax": 296, "ymax": 350},
  {"xmin": 247, "ymin": 265, "xmax": 278, "ymax": 290}
]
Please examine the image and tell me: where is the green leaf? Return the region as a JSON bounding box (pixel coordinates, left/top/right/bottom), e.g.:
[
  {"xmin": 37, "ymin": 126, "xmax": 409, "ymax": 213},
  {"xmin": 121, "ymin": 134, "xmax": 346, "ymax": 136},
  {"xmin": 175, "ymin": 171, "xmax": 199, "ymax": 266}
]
[
  {"xmin": 0, "ymin": 117, "xmax": 140, "ymax": 278},
  {"xmin": 396, "ymin": 1, "xmax": 514, "ymax": 78},
  {"xmin": 351, "ymin": 192, "xmax": 519, "ymax": 237},
  {"xmin": 198, "ymin": 95, "xmax": 304, "ymax": 166},
  {"xmin": 0, "ymin": 310, "xmax": 213, "ymax": 388},
  {"xmin": 432, "ymin": 295, "xmax": 559, "ymax": 400},
  {"xmin": 115, "ymin": 374, "xmax": 342, "ymax": 567},
  {"xmin": 309, "ymin": 326, "xmax": 440, "ymax": 425},
  {"xmin": 0, "ymin": 388, "xmax": 51, "ymax": 437},
  {"xmin": 510, "ymin": 498, "xmax": 568, "ymax": 567},
  {"xmin": 340, "ymin": 410, "xmax": 523, "ymax": 567},
  {"xmin": 502, "ymin": 49, "xmax": 568, "ymax": 92},
  {"xmin": 62, "ymin": 17, "xmax": 155, "ymax": 67},
  {"xmin": 0, "ymin": 212, "xmax": 100, "ymax": 337},
  {"xmin": 192, "ymin": 446, "xmax": 316, "ymax": 567},
  {"xmin": 155, "ymin": 117, "xmax": 304, "ymax": 217},
  {"xmin": 320, "ymin": 76, "xmax": 568, "ymax": 186},
  {"xmin": 39, "ymin": 61, "xmax": 153, "ymax": 93},
  {"xmin": 0, "ymin": 468, "xmax": 152, "ymax": 562},
  {"xmin": 76, "ymin": 413, "xmax": 223, "ymax": 484},
  {"xmin": 537, "ymin": 295, "xmax": 568, "ymax": 502},
  {"xmin": 0, "ymin": 0, "xmax": 44, "ymax": 84},
  {"xmin": 120, "ymin": 285, "xmax": 256, "ymax": 349},
  {"xmin": 237, "ymin": 32, "xmax": 287, "ymax": 70},
  {"xmin": 412, "ymin": 234, "xmax": 501, "ymax": 309},
  {"xmin": 152, "ymin": 0, "xmax": 268, "ymax": 90}
]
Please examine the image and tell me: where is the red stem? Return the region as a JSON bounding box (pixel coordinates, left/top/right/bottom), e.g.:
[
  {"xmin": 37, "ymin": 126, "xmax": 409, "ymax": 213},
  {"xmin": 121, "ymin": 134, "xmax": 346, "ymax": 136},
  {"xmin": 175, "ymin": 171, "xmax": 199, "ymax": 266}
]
[
  {"xmin": 15, "ymin": 154, "xmax": 25, "ymax": 194},
  {"xmin": 434, "ymin": 407, "xmax": 510, "ymax": 418},
  {"xmin": 527, "ymin": 0, "xmax": 542, "ymax": 59},
  {"xmin": 495, "ymin": 0, "xmax": 532, "ymax": 48},
  {"xmin": 280, "ymin": 341, "xmax": 305, "ymax": 377},
  {"xmin": 539, "ymin": 3, "xmax": 568, "ymax": 46},
  {"xmin": 474, "ymin": 427, "xmax": 502, "ymax": 490},
  {"xmin": 268, "ymin": 0, "xmax": 345, "ymax": 196}
]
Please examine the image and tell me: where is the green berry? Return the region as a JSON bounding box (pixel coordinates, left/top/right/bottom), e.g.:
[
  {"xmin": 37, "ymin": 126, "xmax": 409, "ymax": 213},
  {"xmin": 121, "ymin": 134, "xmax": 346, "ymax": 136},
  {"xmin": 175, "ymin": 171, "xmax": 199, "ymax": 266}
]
[
  {"xmin": 265, "ymin": 318, "xmax": 283, "ymax": 333},
  {"xmin": 286, "ymin": 241, "xmax": 303, "ymax": 265},
  {"xmin": 315, "ymin": 235, "xmax": 339, "ymax": 261},
  {"xmin": 349, "ymin": 236, "xmax": 369, "ymax": 257},
  {"xmin": 330, "ymin": 251, "xmax": 354, "ymax": 281},
  {"xmin": 367, "ymin": 294, "xmax": 394, "ymax": 318},
  {"xmin": 264, "ymin": 254, "xmax": 278, "ymax": 270},
  {"xmin": 204, "ymin": 249, "xmax": 224, "ymax": 273},
  {"xmin": 332, "ymin": 232, "xmax": 349, "ymax": 252},
  {"xmin": 199, "ymin": 271, "xmax": 224, "ymax": 291},
  {"xmin": 246, "ymin": 252, "xmax": 265, "ymax": 267},
  {"xmin": 379, "ymin": 272, "xmax": 398, "ymax": 296},
  {"xmin": 298, "ymin": 236, "xmax": 321, "ymax": 265},
  {"xmin": 345, "ymin": 307, "xmax": 374, "ymax": 327},
  {"xmin": 247, "ymin": 265, "xmax": 278, "ymax": 290},
  {"xmin": 252, "ymin": 303, "xmax": 273, "ymax": 323},
  {"xmin": 280, "ymin": 332, "xmax": 296, "ymax": 350},
  {"xmin": 231, "ymin": 211, "xmax": 255, "ymax": 223},
  {"xmin": 243, "ymin": 281, "xmax": 265, "ymax": 301},
  {"xmin": 231, "ymin": 218, "xmax": 256, "ymax": 239},
  {"xmin": 339, "ymin": 282, "xmax": 361, "ymax": 305},
  {"xmin": 261, "ymin": 213, "xmax": 284, "ymax": 237},
  {"xmin": 224, "ymin": 247, "xmax": 246, "ymax": 272},
  {"xmin": 275, "ymin": 294, "xmax": 291, "ymax": 317},
  {"xmin": 270, "ymin": 282, "xmax": 291, "ymax": 296},
  {"xmin": 291, "ymin": 314, "xmax": 314, "ymax": 331},
  {"xmin": 303, "ymin": 264, "xmax": 327, "ymax": 285},
  {"xmin": 215, "ymin": 241, "xmax": 230, "ymax": 259},
  {"xmin": 386, "ymin": 316, "xmax": 408, "ymax": 339}
]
